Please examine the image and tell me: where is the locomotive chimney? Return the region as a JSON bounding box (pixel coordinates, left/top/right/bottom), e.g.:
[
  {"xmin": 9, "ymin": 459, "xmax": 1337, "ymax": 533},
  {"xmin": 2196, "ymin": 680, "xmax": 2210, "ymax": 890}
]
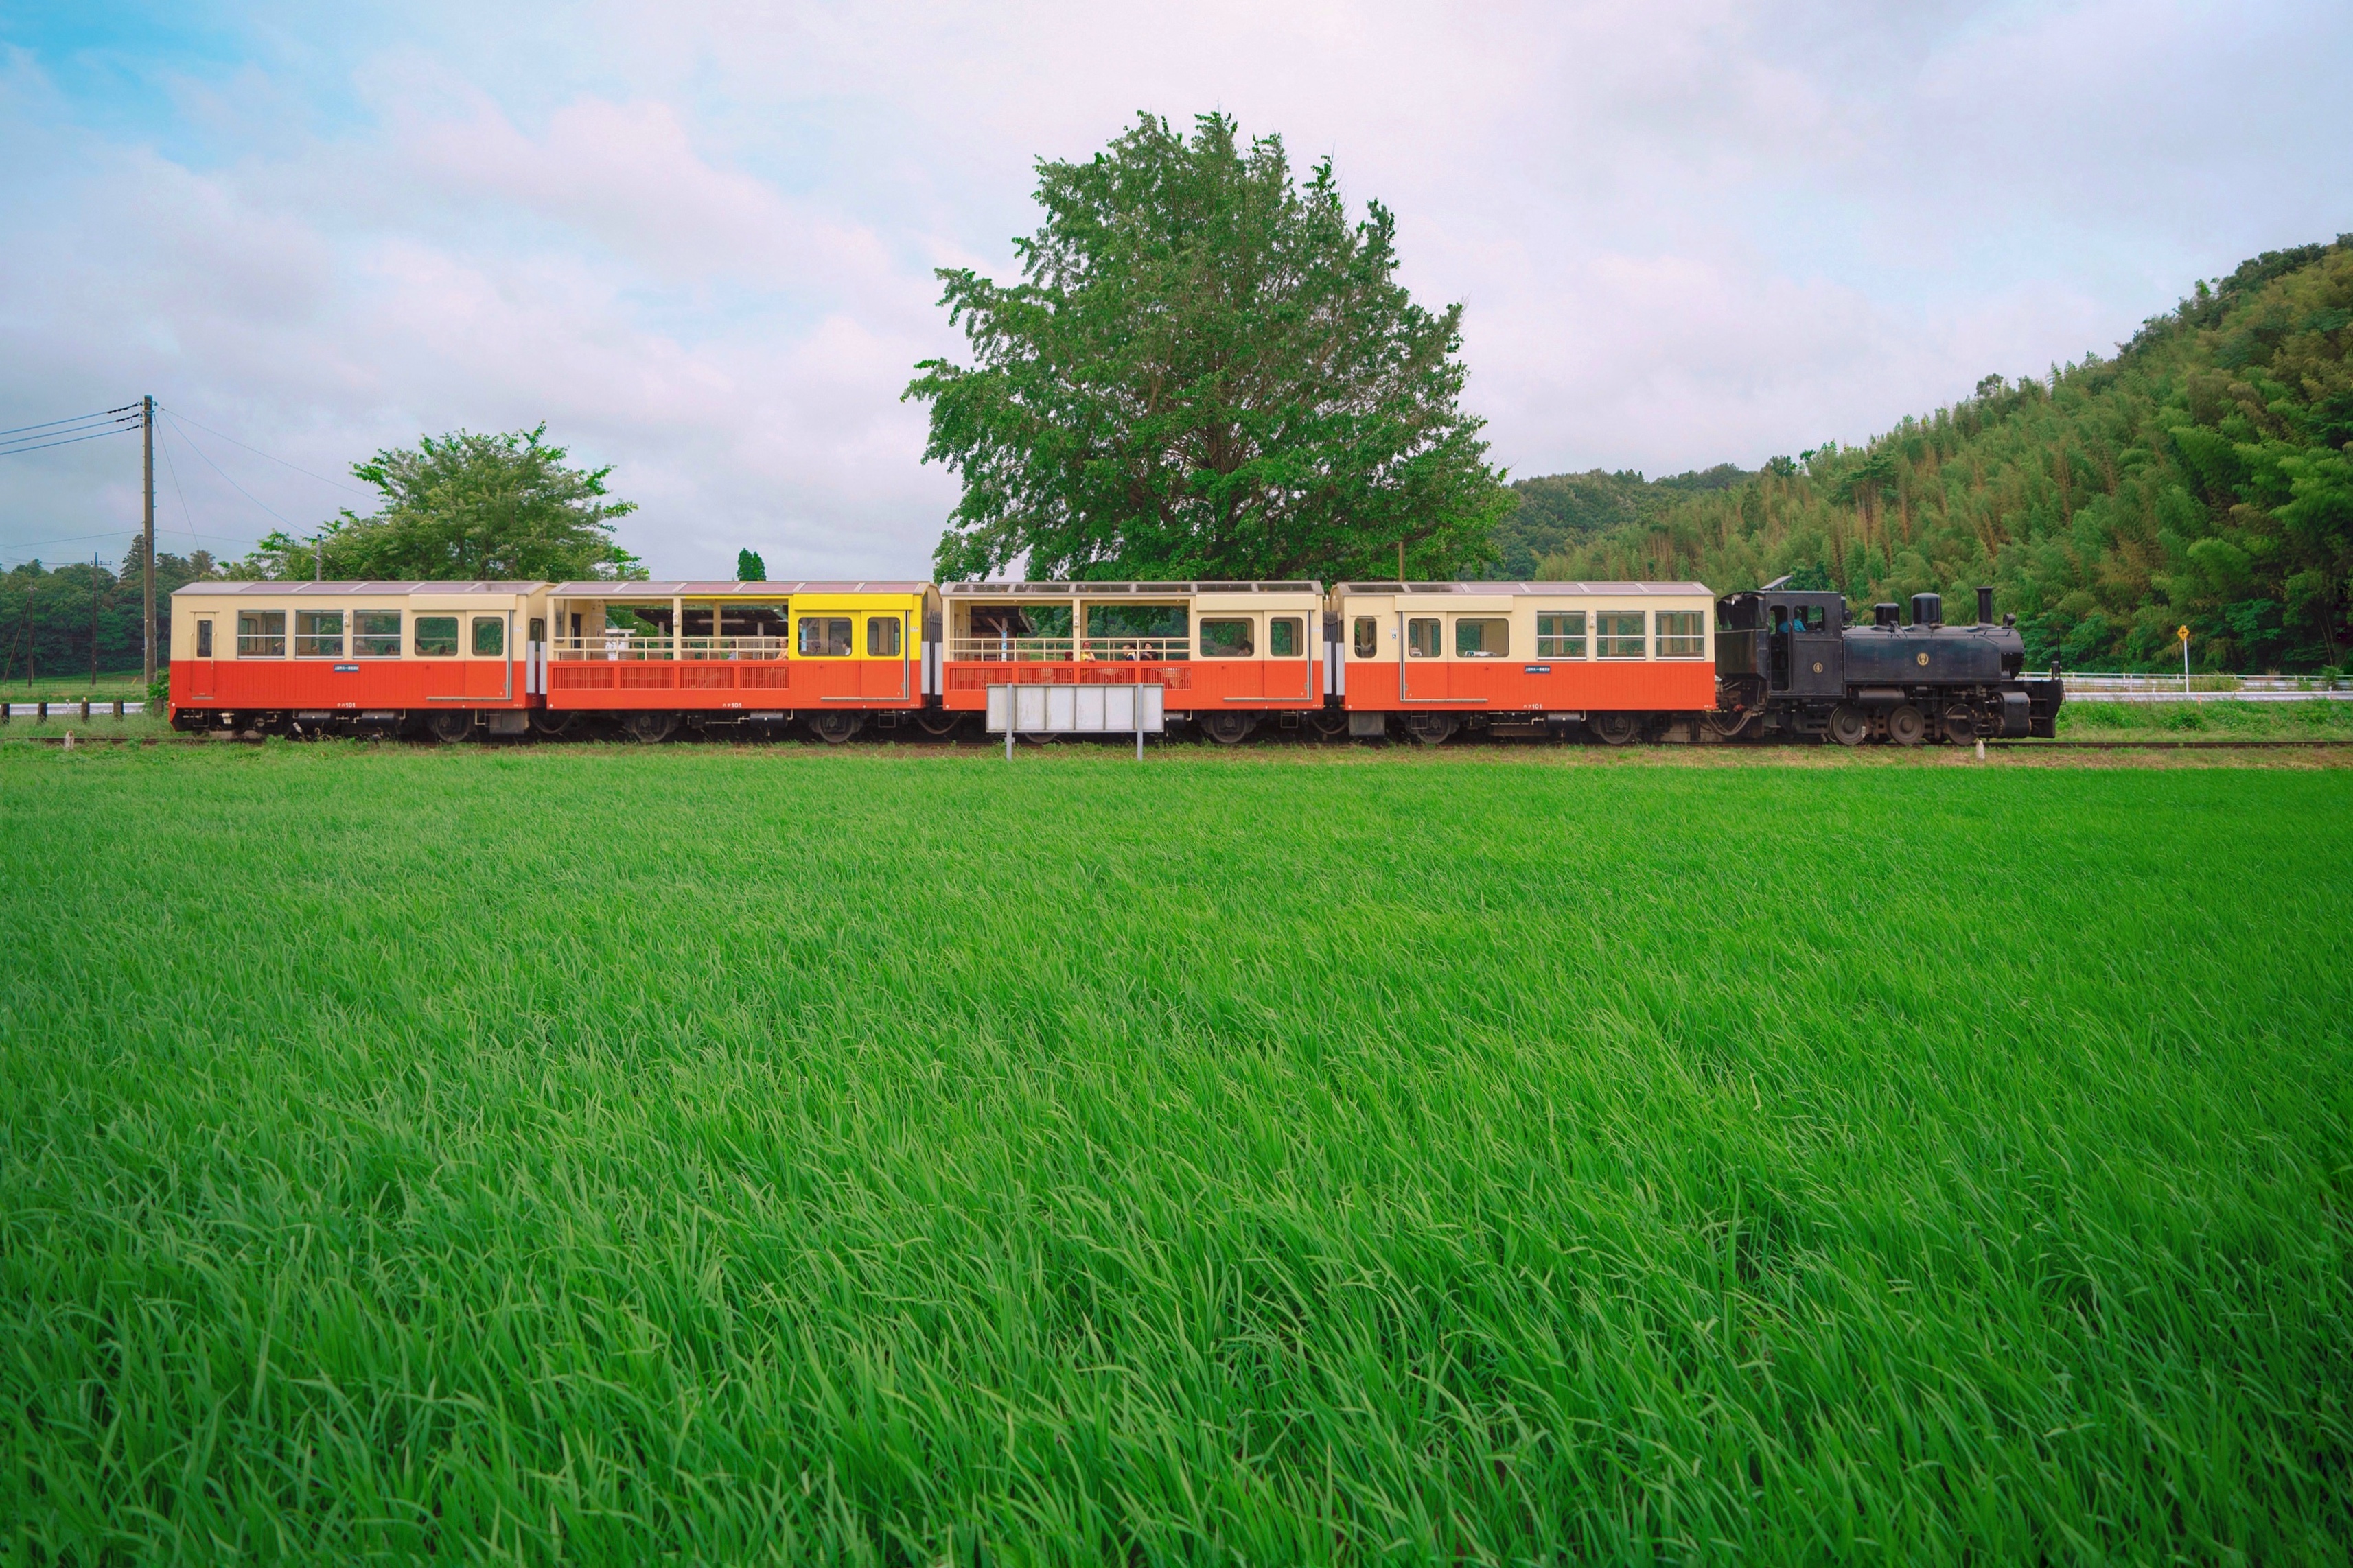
[
  {"xmin": 1911, "ymin": 592, "xmax": 1942, "ymax": 627},
  {"xmin": 1976, "ymin": 585, "xmax": 1994, "ymax": 625},
  {"xmin": 1875, "ymin": 602, "xmax": 1899, "ymax": 628}
]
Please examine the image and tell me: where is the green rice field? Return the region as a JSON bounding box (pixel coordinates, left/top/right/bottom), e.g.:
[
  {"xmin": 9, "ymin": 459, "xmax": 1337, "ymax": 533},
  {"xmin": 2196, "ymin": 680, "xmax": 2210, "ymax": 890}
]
[{"xmin": 3, "ymin": 744, "xmax": 2349, "ymax": 1563}]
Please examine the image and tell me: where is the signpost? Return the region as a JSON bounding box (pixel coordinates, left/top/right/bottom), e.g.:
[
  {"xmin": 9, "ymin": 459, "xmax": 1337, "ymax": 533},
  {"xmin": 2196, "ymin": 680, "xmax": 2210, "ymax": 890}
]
[{"xmin": 2178, "ymin": 624, "xmax": 2191, "ymax": 697}]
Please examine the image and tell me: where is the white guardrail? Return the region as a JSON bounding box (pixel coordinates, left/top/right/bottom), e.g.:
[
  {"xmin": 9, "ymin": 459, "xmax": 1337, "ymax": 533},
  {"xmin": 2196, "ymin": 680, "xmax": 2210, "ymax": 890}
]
[
  {"xmin": 2058, "ymin": 674, "xmax": 2352, "ymax": 703},
  {"xmin": 5, "ymin": 700, "xmax": 149, "ymax": 716}
]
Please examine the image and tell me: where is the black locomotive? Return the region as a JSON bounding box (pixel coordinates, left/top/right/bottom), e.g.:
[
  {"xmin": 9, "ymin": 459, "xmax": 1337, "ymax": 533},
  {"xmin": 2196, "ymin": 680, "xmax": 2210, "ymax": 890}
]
[{"xmin": 1711, "ymin": 580, "xmax": 2061, "ymax": 745}]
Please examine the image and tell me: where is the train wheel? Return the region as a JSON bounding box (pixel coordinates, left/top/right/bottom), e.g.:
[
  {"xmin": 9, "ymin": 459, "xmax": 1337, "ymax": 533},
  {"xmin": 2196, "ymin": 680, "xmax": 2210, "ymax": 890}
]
[
  {"xmin": 916, "ymin": 710, "xmax": 964, "ymax": 738},
  {"xmin": 426, "ymin": 710, "xmax": 474, "ymax": 745},
  {"xmin": 1201, "ymin": 712, "xmax": 1255, "ymax": 746},
  {"xmin": 1405, "ymin": 714, "xmax": 1457, "ymax": 747},
  {"xmin": 1592, "ymin": 712, "xmax": 1641, "ymax": 747},
  {"xmin": 1942, "ymin": 705, "xmax": 1975, "ymax": 742},
  {"xmin": 623, "ymin": 711, "xmax": 679, "ymax": 744},
  {"xmin": 1829, "ymin": 704, "xmax": 1870, "ymax": 747},
  {"xmin": 1308, "ymin": 710, "xmax": 1351, "ymax": 741},
  {"xmin": 529, "ymin": 711, "xmax": 575, "ymax": 737},
  {"xmin": 809, "ymin": 711, "xmax": 863, "ymax": 745},
  {"xmin": 1886, "ymin": 705, "xmax": 1926, "ymax": 747}
]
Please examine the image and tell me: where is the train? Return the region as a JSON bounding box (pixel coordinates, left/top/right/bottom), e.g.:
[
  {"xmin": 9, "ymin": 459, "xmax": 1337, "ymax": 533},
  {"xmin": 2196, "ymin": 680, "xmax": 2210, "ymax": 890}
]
[{"xmin": 165, "ymin": 575, "xmax": 2060, "ymax": 745}]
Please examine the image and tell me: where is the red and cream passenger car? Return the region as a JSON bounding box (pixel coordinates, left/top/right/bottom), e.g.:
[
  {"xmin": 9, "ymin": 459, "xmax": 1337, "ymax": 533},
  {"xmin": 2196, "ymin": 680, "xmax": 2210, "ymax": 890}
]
[
  {"xmin": 168, "ymin": 581, "xmax": 547, "ymax": 739},
  {"xmin": 1332, "ymin": 581, "xmax": 1718, "ymax": 743},
  {"xmin": 938, "ymin": 581, "xmax": 1326, "ymax": 743}
]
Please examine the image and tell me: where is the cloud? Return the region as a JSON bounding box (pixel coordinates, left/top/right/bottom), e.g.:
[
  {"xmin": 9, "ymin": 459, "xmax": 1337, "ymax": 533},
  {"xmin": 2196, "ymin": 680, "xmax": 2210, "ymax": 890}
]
[{"xmin": 3, "ymin": 1, "xmax": 2348, "ymax": 575}]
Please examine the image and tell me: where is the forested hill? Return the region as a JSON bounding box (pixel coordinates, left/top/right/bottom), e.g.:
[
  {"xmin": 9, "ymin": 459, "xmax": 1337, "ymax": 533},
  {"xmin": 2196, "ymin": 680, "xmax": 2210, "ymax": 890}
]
[{"xmin": 1511, "ymin": 237, "xmax": 2353, "ymax": 672}]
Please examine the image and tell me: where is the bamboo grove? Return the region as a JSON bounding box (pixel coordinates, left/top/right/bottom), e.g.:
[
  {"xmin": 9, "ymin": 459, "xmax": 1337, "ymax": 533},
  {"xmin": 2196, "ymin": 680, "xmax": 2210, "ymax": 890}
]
[{"xmin": 1532, "ymin": 239, "xmax": 2353, "ymax": 672}]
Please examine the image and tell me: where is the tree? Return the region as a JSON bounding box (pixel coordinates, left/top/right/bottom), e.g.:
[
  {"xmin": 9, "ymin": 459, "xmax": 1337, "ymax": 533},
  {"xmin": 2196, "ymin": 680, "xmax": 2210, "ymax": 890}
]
[
  {"xmin": 906, "ymin": 113, "xmax": 1511, "ymax": 583},
  {"xmin": 235, "ymin": 425, "xmax": 643, "ymax": 582},
  {"xmin": 737, "ymin": 549, "xmax": 767, "ymax": 581}
]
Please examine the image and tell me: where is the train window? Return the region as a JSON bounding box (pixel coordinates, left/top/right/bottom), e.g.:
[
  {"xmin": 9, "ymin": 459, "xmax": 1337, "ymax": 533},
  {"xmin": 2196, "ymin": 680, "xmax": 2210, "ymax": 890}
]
[
  {"xmin": 1454, "ymin": 618, "xmax": 1508, "ymax": 658},
  {"xmin": 195, "ymin": 620, "xmax": 213, "ymax": 658},
  {"xmin": 1199, "ymin": 619, "xmax": 1254, "ymax": 657},
  {"xmin": 1657, "ymin": 611, "xmax": 1706, "ymax": 657},
  {"xmin": 236, "ymin": 610, "xmax": 285, "ymax": 657},
  {"xmin": 867, "ymin": 616, "xmax": 902, "ymax": 657},
  {"xmin": 1406, "ymin": 618, "xmax": 1441, "ymax": 658},
  {"xmin": 1596, "ymin": 611, "xmax": 1647, "ymax": 659},
  {"xmin": 1352, "ymin": 616, "xmax": 1377, "ymax": 658},
  {"xmin": 798, "ymin": 617, "xmax": 853, "ymax": 657},
  {"xmin": 414, "ymin": 616, "xmax": 459, "ymax": 657},
  {"xmin": 354, "ymin": 611, "xmax": 400, "ymax": 657},
  {"xmin": 295, "ymin": 610, "xmax": 344, "ymax": 657},
  {"xmin": 1537, "ymin": 611, "xmax": 1585, "ymax": 658},
  {"xmin": 472, "ymin": 617, "xmax": 505, "ymax": 657},
  {"xmin": 1268, "ymin": 617, "xmax": 1302, "ymax": 657}
]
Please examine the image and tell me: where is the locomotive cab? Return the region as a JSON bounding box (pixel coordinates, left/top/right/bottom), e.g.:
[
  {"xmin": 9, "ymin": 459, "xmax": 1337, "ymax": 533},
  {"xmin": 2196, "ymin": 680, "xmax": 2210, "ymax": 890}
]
[{"xmin": 1716, "ymin": 584, "xmax": 1846, "ymax": 699}]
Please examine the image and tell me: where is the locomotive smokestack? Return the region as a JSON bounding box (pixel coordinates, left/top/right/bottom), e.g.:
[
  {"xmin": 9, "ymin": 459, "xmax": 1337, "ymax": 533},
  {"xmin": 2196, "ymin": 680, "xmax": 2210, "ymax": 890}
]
[
  {"xmin": 1911, "ymin": 592, "xmax": 1942, "ymax": 627},
  {"xmin": 1875, "ymin": 603, "xmax": 1899, "ymax": 628},
  {"xmin": 1977, "ymin": 585, "xmax": 1994, "ymax": 625}
]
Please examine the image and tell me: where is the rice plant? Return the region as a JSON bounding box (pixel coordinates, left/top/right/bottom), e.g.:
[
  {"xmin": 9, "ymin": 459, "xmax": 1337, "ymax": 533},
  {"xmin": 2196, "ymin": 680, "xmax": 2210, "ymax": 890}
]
[{"xmin": 3, "ymin": 744, "xmax": 2347, "ymax": 1563}]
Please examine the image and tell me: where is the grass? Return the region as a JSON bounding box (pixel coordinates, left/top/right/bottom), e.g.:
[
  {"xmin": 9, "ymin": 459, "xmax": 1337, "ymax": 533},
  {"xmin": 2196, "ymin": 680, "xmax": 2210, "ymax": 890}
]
[
  {"xmin": 2, "ymin": 744, "xmax": 2349, "ymax": 1563},
  {"xmin": 2056, "ymin": 698, "xmax": 2353, "ymax": 740}
]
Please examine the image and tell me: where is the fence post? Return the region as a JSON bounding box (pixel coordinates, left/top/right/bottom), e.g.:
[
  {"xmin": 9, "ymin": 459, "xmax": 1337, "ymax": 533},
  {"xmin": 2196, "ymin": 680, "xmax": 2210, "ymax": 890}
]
[
  {"xmin": 113, "ymin": 699, "xmax": 124, "ymax": 717},
  {"xmin": 36, "ymin": 701, "xmax": 46, "ymax": 722}
]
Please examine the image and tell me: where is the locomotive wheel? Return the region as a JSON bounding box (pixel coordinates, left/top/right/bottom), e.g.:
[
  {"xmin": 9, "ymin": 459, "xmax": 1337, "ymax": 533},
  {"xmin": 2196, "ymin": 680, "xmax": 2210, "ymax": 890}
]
[
  {"xmin": 1886, "ymin": 705, "xmax": 1926, "ymax": 747},
  {"xmin": 529, "ymin": 710, "xmax": 575, "ymax": 737},
  {"xmin": 426, "ymin": 710, "xmax": 474, "ymax": 745},
  {"xmin": 1942, "ymin": 705, "xmax": 1976, "ymax": 742},
  {"xmin": 623, "ymin": 711, "xmax": 680, "ymax": 744},
  {"xmin": 809, "ymin": 711, "xmax": 863, "ymax": 745},
  {"xmin": 1405, "ymin": 714, "xmax": 1458, "ymax": 747},
  {"xmin": 1592, "ymin": 712, "xmax": 1641, "ymax": 747},
  {"xmin": 915, "ymin": 709, "xmax": 964, "ymax": 738},
  {"xmin": 1201, "ymin": 712, "xmax": 1255, "ymax": 746},
  {"xmin": 1308, "ymin": 710, "xmax": 1351, "ymax": 740},
  {"xmin": 1828, "ymin": 704, "xmax": 1870, "ymax": 747}
]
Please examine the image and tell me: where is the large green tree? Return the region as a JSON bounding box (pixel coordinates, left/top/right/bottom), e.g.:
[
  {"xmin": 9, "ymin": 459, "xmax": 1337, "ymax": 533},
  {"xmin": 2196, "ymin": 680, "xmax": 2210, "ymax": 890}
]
[
  {"xmin": 238, "ymin": 425, "xmax": 642, "ymax": 582},
  {"xmin": 907, "ymin": 113, "xmax": 1511, "ymax": 583}
]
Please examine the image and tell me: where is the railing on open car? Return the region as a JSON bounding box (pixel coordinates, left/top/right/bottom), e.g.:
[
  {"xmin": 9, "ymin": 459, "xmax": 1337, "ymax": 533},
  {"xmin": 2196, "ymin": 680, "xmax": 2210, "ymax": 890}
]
[
  {"xmin": 548, "ymin": 636, "xmax": 788, "ymax": 662},
  {"xmin": 948, "ymin": 636, "xmax": 1191, "ymax": 662}
]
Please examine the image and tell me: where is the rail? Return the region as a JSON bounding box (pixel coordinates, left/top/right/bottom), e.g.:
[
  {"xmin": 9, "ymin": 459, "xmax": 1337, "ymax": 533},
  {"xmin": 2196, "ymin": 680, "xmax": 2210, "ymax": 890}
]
[
  {"xmin": 947, "ymin": 636, "xmax": 1192, "ymax": 662},
  {"xmin": 546, "ymin": 636, "xmax": 787, "ymax": 662}
]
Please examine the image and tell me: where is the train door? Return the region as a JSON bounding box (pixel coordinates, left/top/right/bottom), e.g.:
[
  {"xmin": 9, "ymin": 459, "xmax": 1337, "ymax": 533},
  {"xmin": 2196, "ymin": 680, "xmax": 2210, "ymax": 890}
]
[
  {"xmin": 1790, "ymin": 605, "xmax": 1842, "ymax": 697},
  {"xmin": 467, "ymin": 614, "xmax": 512, "ymax": 699},
  {"xmin": 188, "ymin": 616, "xmax": 218, "ymax": 699},
  {"xmin": 860, "ymin": 612, "xmax": 909, "ymax": 699},
  {"xmin": 1264, "ymin": 614, "xmax": 1310, "ymax": 700},
  {"xmin": 1198, "ymin": 615, "xmax": 1262, "ymax": 697},
  {"xmin": 1400, "ymin": 613, "xmax": 1446, "ymax": 700}
]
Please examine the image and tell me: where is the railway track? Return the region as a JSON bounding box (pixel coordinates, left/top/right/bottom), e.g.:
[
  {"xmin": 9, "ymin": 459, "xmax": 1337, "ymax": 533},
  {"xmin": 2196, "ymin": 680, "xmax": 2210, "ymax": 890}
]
[{"xmin": 11, "ymin": 732, "xmax": 2351, "ymax": 753}]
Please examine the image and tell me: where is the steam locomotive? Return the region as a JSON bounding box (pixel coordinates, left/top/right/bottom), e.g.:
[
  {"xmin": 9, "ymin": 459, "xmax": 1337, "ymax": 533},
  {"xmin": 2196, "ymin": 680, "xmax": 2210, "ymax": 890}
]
[{"xmin": 1711, "ymin": 579, "xmax": 2062, "ymax": 745}]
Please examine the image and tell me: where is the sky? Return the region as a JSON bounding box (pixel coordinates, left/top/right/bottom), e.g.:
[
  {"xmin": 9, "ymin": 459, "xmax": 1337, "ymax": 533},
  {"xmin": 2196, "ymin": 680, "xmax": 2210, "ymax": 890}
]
[{"xmin": 1, "ymin": 1, "xmax": 2348, "ymax": 581}]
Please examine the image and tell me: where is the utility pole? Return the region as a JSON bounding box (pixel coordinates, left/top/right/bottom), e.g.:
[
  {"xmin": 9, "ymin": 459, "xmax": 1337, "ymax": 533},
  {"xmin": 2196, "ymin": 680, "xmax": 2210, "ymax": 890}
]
[
  {"xmin": 142, "ymin": 395, "xmax": 156, "ymax": 686},
  {"xmin": 90, "ymin": 552, "xmax": 100, "ymax": 687}
]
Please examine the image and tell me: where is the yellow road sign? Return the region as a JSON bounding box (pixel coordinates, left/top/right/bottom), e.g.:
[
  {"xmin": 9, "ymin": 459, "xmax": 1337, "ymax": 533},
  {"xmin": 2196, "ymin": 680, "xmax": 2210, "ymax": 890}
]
[{"xmin": 2177, "ymin": 625, "xmax": 2190, "ymax": 641}]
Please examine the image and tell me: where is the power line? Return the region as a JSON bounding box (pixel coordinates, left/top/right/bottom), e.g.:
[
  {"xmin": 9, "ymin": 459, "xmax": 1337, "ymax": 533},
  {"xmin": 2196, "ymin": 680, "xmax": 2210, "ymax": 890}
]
[
  {"xmin": 0, "ymin": 404, "xmax": 138, "ymax": 438},
  {"xmin": 161, "ymin": 410, "xmax": 308, "ymax": 533},
  {"xmin": 0, "ymin": 424, "xmax": 143, "ymax": 459},
  {"xmin": 158, "ymin": 406, "xmax": 371, "ymax": 496}
]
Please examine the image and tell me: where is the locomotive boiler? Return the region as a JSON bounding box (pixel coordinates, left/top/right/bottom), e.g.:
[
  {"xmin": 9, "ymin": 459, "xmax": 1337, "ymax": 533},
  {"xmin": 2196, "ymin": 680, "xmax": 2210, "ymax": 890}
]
[{"xmin": 1712, "ymin": 580, "xmax": 2061, "ymax": 745}]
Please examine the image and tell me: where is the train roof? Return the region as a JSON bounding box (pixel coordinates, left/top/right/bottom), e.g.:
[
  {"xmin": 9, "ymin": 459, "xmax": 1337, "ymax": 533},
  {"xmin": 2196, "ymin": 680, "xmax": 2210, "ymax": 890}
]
[
  {"xmin": 548, "ymin": 581, "xmax": 932, "ymax": 595},
  {"xmin": 942, "ymin": 581, "xmax": 1321, "ymax": 596},
  {"xmin": 172, "ymin": 580, "xmax": 548, "ymax": 596},
  {"xmin": 1332, "ymin": 581, "xmax": 1713, "ymax": 595}
]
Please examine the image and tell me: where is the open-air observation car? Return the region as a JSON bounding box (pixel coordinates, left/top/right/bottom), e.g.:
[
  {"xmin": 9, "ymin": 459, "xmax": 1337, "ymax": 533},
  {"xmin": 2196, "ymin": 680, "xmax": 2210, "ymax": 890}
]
[
  {"xmin": 167, "ymin": 581, "xmax": 548, "ymax": 739},
  {"xmin": 1331, "ymin": 581, "xmax": 1718, "ymax": 744},
  {"xmin": 938, "ymin": 581, "xmax": 1325, "ymax": 744},
  {"xmin": 543, "ymin": 581, "xmax": 938, "ymax": 742}
]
